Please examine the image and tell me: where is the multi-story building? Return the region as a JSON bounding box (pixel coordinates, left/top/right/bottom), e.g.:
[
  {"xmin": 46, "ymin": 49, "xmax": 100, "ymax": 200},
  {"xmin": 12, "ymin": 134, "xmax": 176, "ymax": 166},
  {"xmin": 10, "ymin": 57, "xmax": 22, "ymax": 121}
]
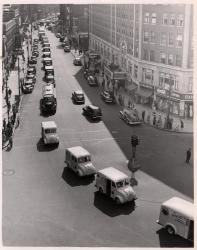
[{"xmin": 89, "ymin": 4, "xmax": 193, "ymax": 118}]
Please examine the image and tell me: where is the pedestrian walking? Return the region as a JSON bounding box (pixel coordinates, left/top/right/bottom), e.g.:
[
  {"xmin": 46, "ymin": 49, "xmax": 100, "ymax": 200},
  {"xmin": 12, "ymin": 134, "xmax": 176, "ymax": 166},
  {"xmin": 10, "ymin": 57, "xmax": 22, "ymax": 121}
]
[
  {"xmin": 8, "ymin": 88, "xmax": 12, "ymax": 96},
  {"xmin": 186, "ymin": 148, "xmax": 191, "ymax": 164},
  {"xmin": 142, "ymin": 110, "xmax": 145, "ymax": 122},
  {"xmin": 180, "ymin": 119, "xmax": 184, "ymax": 129},
  {"xmin": 153, "ymin": 115, "xmax": 156, "ymax": 126},
  {"xmin": 131, "ymin": 135, "xmax": 139, "ymax": 159},
  {"xmin": 3, "ymin": 118, "xmax": 6, "ymax": 131}
]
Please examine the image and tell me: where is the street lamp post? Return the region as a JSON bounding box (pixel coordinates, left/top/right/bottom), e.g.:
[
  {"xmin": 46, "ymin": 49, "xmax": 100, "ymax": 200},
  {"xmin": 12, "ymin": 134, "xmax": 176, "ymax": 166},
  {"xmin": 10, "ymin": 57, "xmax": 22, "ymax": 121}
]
[
  {"xmin": 5, "ymin": 77, "xmax": 10, "ymax": 121},
  {"xmin": 166, "ymin": 79, "xmax": 174, "ymax": 128},
  {"xmin": 18, "ymin": 56, "xmax": 21, "ymax": 98}
]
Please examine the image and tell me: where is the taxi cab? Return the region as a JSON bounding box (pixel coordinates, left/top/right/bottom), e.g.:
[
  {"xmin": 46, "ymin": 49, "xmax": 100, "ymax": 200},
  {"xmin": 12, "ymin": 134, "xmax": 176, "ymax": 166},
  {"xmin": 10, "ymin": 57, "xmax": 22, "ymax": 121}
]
[
  {"xmin": 65, "ymin": 146, "xmax": 96, "ymax": 176},
  {"xmin": 95, "ymin": 167, "xmax": 137, "ymax": 204},
  {"xmin": 41, "ymin": 121, "xmax": 59, "ymax": 146}
]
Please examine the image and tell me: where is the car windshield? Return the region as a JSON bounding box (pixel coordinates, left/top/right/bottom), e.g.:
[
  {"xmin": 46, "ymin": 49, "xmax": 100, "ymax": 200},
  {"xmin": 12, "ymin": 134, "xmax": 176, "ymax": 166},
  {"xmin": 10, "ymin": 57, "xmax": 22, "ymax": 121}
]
[
  {"xmin": 45, "ymin": 128, "xmax": 56, "ymax": 134},
  {"xmin": 44, "ymin": 96, "xmax": 54, "ymax": 102},
  {"xmin": 78, "ymin": 155, "xmax": 91, "ymax": 163},
  {"xmin": 76, "ymin": 94, "xmax": 84, "ymax": 98},
  {"xmin": 116, "ymin": 181, "xmax": 125, "ymax": 188}
]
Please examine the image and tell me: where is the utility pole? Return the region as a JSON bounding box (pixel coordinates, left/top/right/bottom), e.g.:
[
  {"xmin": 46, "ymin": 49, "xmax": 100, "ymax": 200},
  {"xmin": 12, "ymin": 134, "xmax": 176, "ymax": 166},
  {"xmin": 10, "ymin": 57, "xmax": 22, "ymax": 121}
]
[
  {"xmin": 166, "ymin": 79, "xmax": 174, "ymax": 128},
  {"xmin": 5, "ymin": 77, "xmax": 10, "ymax": 121}
]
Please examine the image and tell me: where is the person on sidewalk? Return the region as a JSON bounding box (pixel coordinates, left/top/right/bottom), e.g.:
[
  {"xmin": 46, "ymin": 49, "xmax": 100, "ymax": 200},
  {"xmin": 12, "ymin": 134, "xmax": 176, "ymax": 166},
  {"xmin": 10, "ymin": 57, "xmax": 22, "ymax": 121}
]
[
  {"xmin": 180, "ymin": 119, "xmax": 184, "ymax": 129},
  {"xmin": 153, "ymin": 114, "xmax": 156, "ymax": 126},
  {"xmin": 8, "ymin": 88, "xmax": 12, "ymax": 96},
  {"xmin": 3, "ymin": 118, "xmax": 6, "ymax": 132},
  {"xmin": 142, "ymin": 110, "xmax": 145, "ymax": 122},
  {"xmin": 186, "ymin": 148, "xmax": 191, "ymax": 164}
]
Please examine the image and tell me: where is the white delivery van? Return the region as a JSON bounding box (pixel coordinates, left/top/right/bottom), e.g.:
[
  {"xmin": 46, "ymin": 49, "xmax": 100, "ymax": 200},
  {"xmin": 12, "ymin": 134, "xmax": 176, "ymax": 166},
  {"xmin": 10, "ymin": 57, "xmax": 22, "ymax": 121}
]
[
  {"xmin": 156, "ymin": 197, "xmax": 194, "ymax": 241},
  {"xmin": 65, "ymin": 146, "xmax": 96, "ymax": 176},
  {"xmin": 95, "ymin": 167, "xmax": 137, "ymax": 204}
]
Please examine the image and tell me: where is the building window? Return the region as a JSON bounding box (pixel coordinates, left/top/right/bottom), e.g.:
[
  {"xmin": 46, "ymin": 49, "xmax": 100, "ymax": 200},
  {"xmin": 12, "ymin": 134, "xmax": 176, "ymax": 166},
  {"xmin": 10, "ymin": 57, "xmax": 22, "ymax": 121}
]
[
  {"xmin": 134, "ymin": 65, "xmax": 138, "ymax": 78},
  {"xmin": 144, "ymin": 12, "xmax": 149, "ymax": 23},
  {"xmin": 128, "ymin": 62, "xmax": 132, "ymax": 74},
  {"xmin": 188, "ymin": 78, "xmax": 193, "ymax": 92},
  {"xmin": 143, "ymin": 49, "xmax": 149, "ymax": 61},
  {"xmin": 168, "ymin": 32, "xmax": 174, "ymax": 46},
  {"xmin": 150, "ymin": 31, "xmax": 156, "ymax": 43},
  {"xmin": 176, "ymin": 34, "xmax": 183, "ymax": 47},
  {"xmin": 150, "ymin": 50, "xmax": 155, "ymax": 62},
  {"xmin": 142, "ymin": 68, "xmax": 154, "ymax": 84},
  {"xmin": 160, "ymin": 52, "xmax": 166, "ymax": 64},
  {"xmin": 162, "ymin": 13, "xmax": 168, "ymax": 25},
  {"xmin": 174, "ymin": 79, "xmax": 179, "ymax": 90},
  {"xmin": 177, "ymin": 14, "xmax": 184, "ymax": 26},
  {"xmin": 143, "ymin": 31, "xmax": 149, "ymax": 42},
  {"xmin": 169, "ymin": 14, "xmax": 176, "ymax": 25},
  {"xmin": 175, "ymin": 55, "xmax": 182, "ymax": 67},
  {"xmin": 160, "ymin": 32, "xmax": 167, "ymax": 46},
  {"xmin": 168, "ymin": 54, "xmax": 174, "ymax": 65},
  {"xmin": 151, "ymin": 13, "xmax": 157, "ymax": 24}
]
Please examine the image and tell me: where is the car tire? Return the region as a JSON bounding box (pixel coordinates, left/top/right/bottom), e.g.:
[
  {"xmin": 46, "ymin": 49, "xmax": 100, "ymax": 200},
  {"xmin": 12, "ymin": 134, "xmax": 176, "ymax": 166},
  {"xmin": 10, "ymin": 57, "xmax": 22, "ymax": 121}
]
[
  {"xmin": 115, "ymin": 197, "xmax": 121, "ymax": 204},
  {"xmin": 166, "ymin": 225, "xmax": 175, "ymax": 235}
]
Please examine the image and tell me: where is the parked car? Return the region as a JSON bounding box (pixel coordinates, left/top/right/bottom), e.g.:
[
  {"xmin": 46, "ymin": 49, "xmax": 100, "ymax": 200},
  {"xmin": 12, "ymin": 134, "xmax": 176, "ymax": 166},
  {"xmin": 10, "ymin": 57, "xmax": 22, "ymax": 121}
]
[
  {"xmin": 32, "ymin": 50, "xmax": 39, "ymax": 57},
  {"xmin": 65, "ymin": 146, "xmax": 96, "ymax": 177},
  {"xmin": 72, "ymin": 90, "xmax": 85, "ymax": 104},
  {"xmin": 42, "ymin": 47, "xmax": 51, "ymax": 53},
  {"xmin": 73, "ymin": 57, "xmax": 82, "ymax": 66},
  {"xmin": 120, "ymin": 108, "xmax": 142, "ymax": 125},
  {"xmin": 41, "ymin": 121, "xmax": 59, "ymax": 146},
  {"xmin": 33, "ymin": 38, "xmax": 39, "ymax": 43},
  {"xmin": 26, "ymin": 73, "xmax": 36, "ymax": 84},
  {"xmin": 29, "ymin": 56, "xmax": 37, "ymax": 64},
  {"xmin": 87, "ymin": 75, "xmax": 98, "ymax": 86},
  {"xmin": 28, "ymin": 63, "xmax": 36, "ymax": 74},
  {"xmin": 82, "ymin": 105, "xmax": 102, "ymax": 120},
  {"xmin": 100, "ymin": 90, "xmax": 115, "ymax": 103},
  {"xmin": 64, "ymin": 45, "xmax": 70, "ymax": 52},
  {"xmin": 41, "ymin": 84, "xmax": 57, "ymax": 114},
  {"xmin": 27, "ymin": 67, "xmax": 36, "ymax": 75},
  {"xmin": 22, "ymin": 79, "xmax": 34, "ymax": 94},
  {"xmin": 84, "ymin": 69, "xmax": 93, "ymax": 80}
]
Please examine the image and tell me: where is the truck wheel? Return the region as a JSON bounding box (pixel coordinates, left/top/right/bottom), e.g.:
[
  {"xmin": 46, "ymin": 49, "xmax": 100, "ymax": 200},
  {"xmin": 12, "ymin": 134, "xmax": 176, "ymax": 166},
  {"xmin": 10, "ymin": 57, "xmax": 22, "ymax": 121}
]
[
  {"xmin": 115, "ymin": 197, "xmax": 121, "ymax": 204},
  {"xmin": 166, "ymin": 225, "xmax": 175, "ymax": 235}
]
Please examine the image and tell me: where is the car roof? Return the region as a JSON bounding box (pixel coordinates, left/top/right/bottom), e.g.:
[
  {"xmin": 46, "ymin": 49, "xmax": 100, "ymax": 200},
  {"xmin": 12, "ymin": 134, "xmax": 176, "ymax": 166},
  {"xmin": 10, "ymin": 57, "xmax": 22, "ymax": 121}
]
[
  {"xmin": 98, "ymin": 167, "xmax": 128, "ymax": 182},
  {"xmin": 74, "ymin": 90, "xmax": 84, "ymax": 95},
  {"xmin": 41, "ymin": 121, "xmax": 57, "ymax": 129},
  {"xmin": 88, "ymin": 104, "xmax": 100, "ymax": 110},
  {"xmin": 162, "ymin": 197, "xmax": 194, "ymax": 220},
  {"xmin": 66, "ymin": 146, "xmax": 90, "ymax": 157}
]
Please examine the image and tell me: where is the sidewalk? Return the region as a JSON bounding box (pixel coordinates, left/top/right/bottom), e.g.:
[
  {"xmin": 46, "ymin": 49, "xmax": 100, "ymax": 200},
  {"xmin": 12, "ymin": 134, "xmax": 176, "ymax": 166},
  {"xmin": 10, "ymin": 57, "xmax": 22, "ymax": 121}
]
[{"xmin": 70, "ymin": 49, "xmax": 193, "ymax": 134}]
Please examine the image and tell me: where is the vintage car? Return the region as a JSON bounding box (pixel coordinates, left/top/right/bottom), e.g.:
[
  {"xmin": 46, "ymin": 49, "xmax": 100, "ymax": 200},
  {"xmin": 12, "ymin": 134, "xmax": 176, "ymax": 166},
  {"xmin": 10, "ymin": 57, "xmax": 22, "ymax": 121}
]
[
  {"xmin": 32, "ymin": 50, "xmax": 39, "ymax": 57},
  {"xmin": 72, "ymin": 90, "xmax": 85, "ymax": 104},
  {"xmin": 27, "ymin": 67, "xmax": 36, "ymax": 76},
  {"xmin": 83, "ymin": 69, "xmax": 92, "ymax": 79},
  {"xmin": 82, "ymin": 105, "xmax": 102, "ymax": 120},
  {"xmin": 43, "ymin": 58, "xmax": 53, "ymax": 67},
  {"xmin": 42, "ymin": 47, "xmax": 51, "ymax": 53},
  {"xmin": 42, "ymin": 52, "xmax": 51, "ymax": 58},
  {"xmin": 41, "ymin": 121, "xmax": 59, "ymax": 146},
  {"xmin": 120, "ymin": 108, "xmax": 142, "ymax": 125},
  {"xmin": 41, "ymin": 84, "xmax": 57, "ymax": 114},
  {"xmin": 100, "ymin": 90, "xmax": 115, "ymax": 103},
  {"xmin": 22, "ymin": 79, "xmax": 34, "ymax": 94},
  {"xmin": 87, "ymin": 75, "xmax": 98, "ymax": 86},
  {"xmin": 26, "ymin": 73, "xmax": 36, "ymax": 84},
  {"xmin": 45, "ymin": 65, "xmax": 54, "ymax": 81},
  {"xmin": 73, "ymin": 57, "xmax": 82, "ymax": 66},
  {"xmin": 64, "ymin": 45, "xmax": 70, "ymax": 52},
  {"xmin": 29, "ymin": 56, "xmax": 37, "ymax": 64},
  {"xmin": 65, "ymin": 146, "xmax": 96, "ymax": 177}
]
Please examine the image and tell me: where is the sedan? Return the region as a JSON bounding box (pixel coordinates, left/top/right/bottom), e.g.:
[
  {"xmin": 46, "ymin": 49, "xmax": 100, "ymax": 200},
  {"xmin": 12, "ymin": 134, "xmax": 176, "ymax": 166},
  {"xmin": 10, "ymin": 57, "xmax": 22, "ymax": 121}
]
[
  {"xmin": 120, "ymin": 108, "xmax": 142, "ymax": 125},
  {"xmin": 64, "ymin": 45, "xmax": 71, "ymax": 52},
  {"xmin": 82, "ymin": 105, "xmax": 102, "ymax": 120},
  {"xmin": 73, "ymin": 57, "xmax": 82, "ymax": 66},
  {"xmin": 72, "ymin": 90, "xmax": 85, "ymax": 104},
  {"xmin": 87, "ymin": 75, "xmax": 98, "ymax": 86},
  {"xmin": 100, "ymin": 90, "xmax": 115, "ymax": 103},
  {"xmin": 32, "ymin": 50, "xmax": 39, "ymax": 57}
]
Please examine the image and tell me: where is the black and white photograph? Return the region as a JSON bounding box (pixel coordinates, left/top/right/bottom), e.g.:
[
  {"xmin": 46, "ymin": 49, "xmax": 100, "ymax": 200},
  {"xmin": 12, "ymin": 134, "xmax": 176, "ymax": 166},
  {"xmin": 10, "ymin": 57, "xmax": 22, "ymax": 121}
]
[{"xmin": 1, "ymin": 2, "xmax": 195, "ymax": 248}]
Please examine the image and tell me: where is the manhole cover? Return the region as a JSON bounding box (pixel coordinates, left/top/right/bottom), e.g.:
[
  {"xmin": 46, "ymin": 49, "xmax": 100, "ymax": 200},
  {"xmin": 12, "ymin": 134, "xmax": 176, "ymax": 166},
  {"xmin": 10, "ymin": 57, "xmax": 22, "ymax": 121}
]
[{"xmin": 3, "ymin": 169, "xmax": 15, "ymax": 176}]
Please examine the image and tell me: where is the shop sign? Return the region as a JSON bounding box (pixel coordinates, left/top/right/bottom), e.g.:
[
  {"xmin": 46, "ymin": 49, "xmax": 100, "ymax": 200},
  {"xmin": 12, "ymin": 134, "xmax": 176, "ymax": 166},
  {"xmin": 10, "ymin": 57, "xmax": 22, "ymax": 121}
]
[
  {"xmin": 156, "ymin": 88, "xmax": 166, "ymax": 95},
  {"xmin": 113, "ymin": 72, "xmax": 127, "ymax": 80},
  {"xmin": 104, "ymin": 66, "xmax": 113, "ymax": 79},
  {"xmin": 182, "ymin": 94, "xmax": 193, "ymax": 100}
]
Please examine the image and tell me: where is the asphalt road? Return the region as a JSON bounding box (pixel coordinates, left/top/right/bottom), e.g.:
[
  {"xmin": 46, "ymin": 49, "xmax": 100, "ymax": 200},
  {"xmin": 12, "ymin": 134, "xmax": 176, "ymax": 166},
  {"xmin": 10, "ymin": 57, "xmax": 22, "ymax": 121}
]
[{"xmin": 2, "ymin": 28, "xmax": 193, "ymax": 247}]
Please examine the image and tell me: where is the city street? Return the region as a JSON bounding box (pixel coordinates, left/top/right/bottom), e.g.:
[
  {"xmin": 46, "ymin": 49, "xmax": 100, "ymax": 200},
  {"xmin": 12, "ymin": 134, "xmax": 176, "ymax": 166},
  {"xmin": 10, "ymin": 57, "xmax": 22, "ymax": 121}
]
[{"xmin": 2, "ymin": 28, "xmax": 193, "ymax": 247}]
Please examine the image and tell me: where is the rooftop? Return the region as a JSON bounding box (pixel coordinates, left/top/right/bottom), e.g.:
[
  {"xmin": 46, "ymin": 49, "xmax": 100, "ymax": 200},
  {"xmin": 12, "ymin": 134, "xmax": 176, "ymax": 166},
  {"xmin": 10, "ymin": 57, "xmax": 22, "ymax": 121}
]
[
  {"xmin": 98, "ymin": 167, "xmax": 128, "ymax": 182},
  {"xmin": 66, "ymin": 146, "xmax": 90, "ymax": 157}
]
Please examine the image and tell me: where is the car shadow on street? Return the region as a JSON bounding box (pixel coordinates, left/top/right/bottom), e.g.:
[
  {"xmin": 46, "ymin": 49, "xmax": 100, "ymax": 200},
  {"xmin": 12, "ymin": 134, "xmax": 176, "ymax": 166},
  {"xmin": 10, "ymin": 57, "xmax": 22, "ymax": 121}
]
[
  {"xmin": 37, "ymin": 138, "xmax": 58, "ymax": 152},
  {"xmin": 156, "ymin": 228, "xmax": 193, "ymax": 248},
  {"xmin": 93, "ymin": 191, "xmax": 136, "ymax": 217},
  {"xmin": 62, "ymin": 167, "xmax": 95, "ymax": 187}
]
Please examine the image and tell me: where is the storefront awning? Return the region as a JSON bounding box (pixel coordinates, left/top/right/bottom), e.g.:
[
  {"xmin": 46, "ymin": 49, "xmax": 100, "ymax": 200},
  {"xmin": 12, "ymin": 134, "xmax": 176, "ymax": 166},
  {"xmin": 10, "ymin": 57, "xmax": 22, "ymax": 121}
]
[{"xmin": 136, "ymin": 87, "xmax": 153, "ymax": 98}]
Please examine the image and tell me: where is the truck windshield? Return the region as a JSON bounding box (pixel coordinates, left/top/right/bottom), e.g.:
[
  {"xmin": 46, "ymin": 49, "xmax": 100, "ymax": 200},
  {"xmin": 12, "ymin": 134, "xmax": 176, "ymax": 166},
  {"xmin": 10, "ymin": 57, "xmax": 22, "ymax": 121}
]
[
  {"xmin": 45, "ymin": 128, "xmax": 56, "ymax": 134},
  {"xmin": 78, "ymin": 155, "xmax": 91, "ymax": 163},
  {"xmin": 116, "ymin": 181, "xmax": 124, "ymax": 188}
]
